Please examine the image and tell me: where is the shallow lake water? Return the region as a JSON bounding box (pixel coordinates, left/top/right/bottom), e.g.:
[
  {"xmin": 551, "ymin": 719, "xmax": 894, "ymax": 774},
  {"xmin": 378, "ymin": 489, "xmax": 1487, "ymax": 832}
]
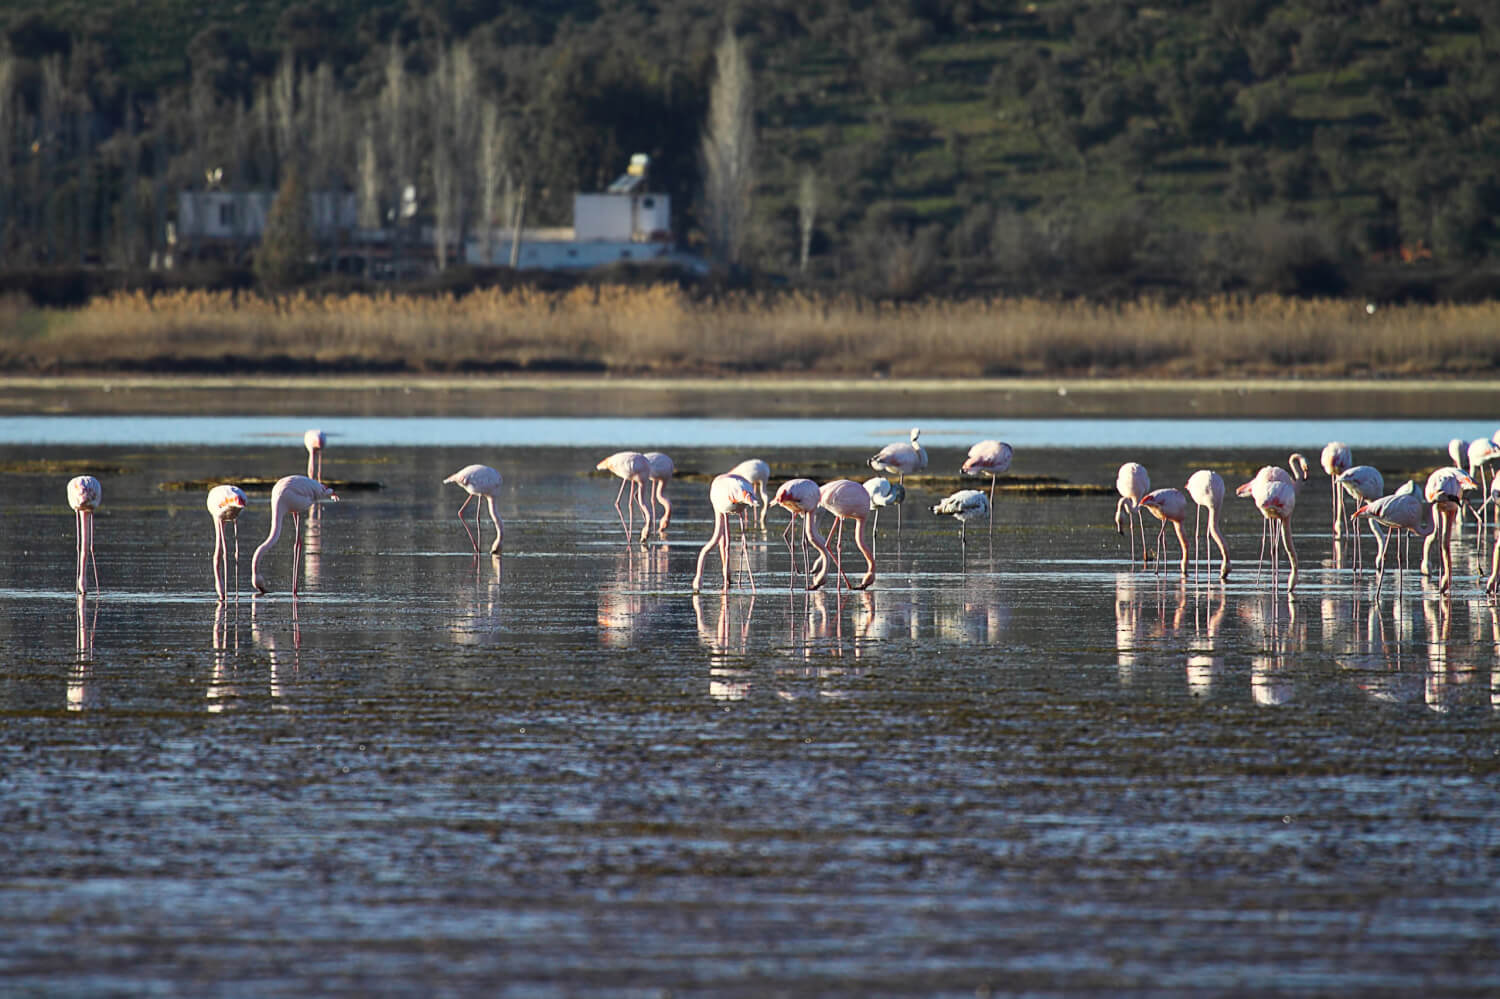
[{"xmin": 2, "ymin": 425, "xmax": 1498, "ymax": 995}]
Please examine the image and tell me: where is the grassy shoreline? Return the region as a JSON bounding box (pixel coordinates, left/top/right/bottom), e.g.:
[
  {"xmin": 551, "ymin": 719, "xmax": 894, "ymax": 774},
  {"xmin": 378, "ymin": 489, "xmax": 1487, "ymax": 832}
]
[{"xmin": 5, "ymin": 287, "xmax": 1500, "ymax": 381}]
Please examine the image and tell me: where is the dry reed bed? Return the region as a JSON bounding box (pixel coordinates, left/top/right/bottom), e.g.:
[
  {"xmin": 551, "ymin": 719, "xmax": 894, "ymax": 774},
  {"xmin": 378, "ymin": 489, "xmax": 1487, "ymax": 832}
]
[{"xmin": 6, "ymin": 287, "xmax": 1500, "ymax": 376}]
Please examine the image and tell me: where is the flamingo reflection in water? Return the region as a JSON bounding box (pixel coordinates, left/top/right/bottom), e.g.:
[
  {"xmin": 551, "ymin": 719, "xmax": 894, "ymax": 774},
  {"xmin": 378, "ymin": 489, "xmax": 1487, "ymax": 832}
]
[
  {"xmin": 68, "ymin": 592, "xmax": 98, "ymax": 712},
  {"xmin": 694, "ymin": 591, "xmax": 757, "ymax": 701},
  {"xmin": 597, "ymin": 544, "xmax": 668, "ymax": 648},
  {"xmin": 1186, "ymin": 582, "xmax": 1226, "ymax": 699}
]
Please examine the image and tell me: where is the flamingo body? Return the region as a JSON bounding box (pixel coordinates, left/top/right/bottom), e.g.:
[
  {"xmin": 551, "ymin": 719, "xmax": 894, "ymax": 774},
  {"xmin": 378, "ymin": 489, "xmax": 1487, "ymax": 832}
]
[
  {"xmin": 67, "ymin": 475, "xmax": 102, "ymax": 595},
  {"xmin": 1140, "ymin": 487, "xmax": 1190, "ymax": 575},
  {"xmin": 818, "ymin": 479, "xmax": 876, "ymax": 590},
  {"xmin": 693, "ymin": 473, "xmax": 760, "ymax": 592},
  {"xmin": 863, "ymin": 476, "xmax": 905, "ymax": 537},
  {"xmin": 931, "ymin": 489, "xmax": 989, "ymax": 544},
  {"xmin": 444, "ymin": 463, "xmax": 504, "ymax": 554},
  {"xmin": 727, "ymin": 458, "xmax": 771, "ymax": 527},
  {"xmin": 962, "ymin": 439, "xmax": 1013, "ymax": 530},
  {"xmin": 774, "ymin": 478, "xmax": 833, "ymax": 587},
  {"xmin": 1185, "ymin": 469, "xmax": 1230, "ymax": 579},
  {"xmin": 869, "ymin": 428, "xmax": 928, "ymax": 480},
  {"xmin": 1115, "ymin": 462, "xmax": 1150, "ymax": 565},
  {"xmin": 304, "ymin": 428, "xmax": 326, "ymax": 480},
  {"xmin": 597, "ymin": 451, "xmax": 654, "ymax": 541},
  {"xmin": 251, "ymin": 475, "xmax": 339, "ymax": 594},
  {"xmin": 207, "ymin": 483, "xmax": 248, "ymax": 601}
]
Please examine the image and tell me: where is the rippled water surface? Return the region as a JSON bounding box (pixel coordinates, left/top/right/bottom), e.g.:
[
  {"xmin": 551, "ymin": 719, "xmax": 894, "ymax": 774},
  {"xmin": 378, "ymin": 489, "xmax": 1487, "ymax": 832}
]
[{"xmin": 2, "ymin": 430, "xmax": 1498, "ymax": 996}]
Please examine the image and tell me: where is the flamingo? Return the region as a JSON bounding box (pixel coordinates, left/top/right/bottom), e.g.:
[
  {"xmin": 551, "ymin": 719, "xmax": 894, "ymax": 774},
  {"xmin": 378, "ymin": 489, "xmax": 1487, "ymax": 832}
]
[
  {"xmin": 251, "ymin": 475, "xmax": 339, "ymax": 595},
  {"xmin": 1321, "ymin": 441, "xmax": 1352, "ymax": 538},
  {"xmin": 773, "ymin": 478, "xmax": 834, "ymax": 588},
  {"xmin": 727, "ymin": 459, "xmax": 771, "ymax": 528},
  {"xmin": 596, "ymin": 451, "xmax": 653, "ymax": 541},
  {"xmin": 1235, "ymin": 454, "xmax": 1309, "ymax": 574},
  {"xmin": 692, "ymin": 473, "xmax": 759, "ymax": 593},
  {"xmin": 962, "ymin": 439, "xmax": 1013, "ymax": 531},
  {"xmin": 1114, "ymin": 462, "xmax": 1150, "ymax": 566},
  {"xmin": 644, "ymin": 451, "xmax": 675, "ymax": 532},
  {"xmin": 304, "ymin": 428, "xmax": 326, "ymax": 480},
  {"xmin": 870, "ymin": 428, "xmax": 927, "ymax": 530},
  {"xmin": 443, "ymin": 464, "xmax": 504, "ymax": 555},
  {"xmin": 1140, "ymin": 487, "xmax": 1190, "ymax": 576},
  {"xmin": 1255, "ymin": 477, "xmax": 1300, "ymax": 593},
  {"xmin": 67, "ymin": 475, "xmax": 101, "ymax": 595},
  {"xmin": 818, "ymin": 479, "xmax": 877, "ymax": 591},
  {"xmin": 931, "ymin": 489, "xmax": 989, "ymax": 546},
  {"xmin": 1354, "ymin": 483, "xmax": 1431, "ymax": 589},
  {"xmin": 207, "ymin": 484, "xmax": 248, "ymax": 601},
  {"xmin": 1467, "ymin": 438, "xmax": 1500, "ymax": 536},
  {"xmin": 1185, "ymin": 469, "xmax": 1230, "ymax": 580},
  {"xmin": 1335, "ymin": 465, "xmax": 1384, "ymax": 571},
  {"xmin": 1420, "ymin": 466, "xmax": 1476, "ymax": 593},
  {"xmin": 863, "ymin": 476, "xmax": 905, "ymax": 538}
]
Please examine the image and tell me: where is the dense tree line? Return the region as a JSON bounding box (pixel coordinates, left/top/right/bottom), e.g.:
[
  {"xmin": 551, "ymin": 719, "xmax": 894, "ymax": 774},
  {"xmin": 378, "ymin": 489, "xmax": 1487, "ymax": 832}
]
[{"xmin": 2, "ymin": 0, "xmax": 1499, "ymax": 301}]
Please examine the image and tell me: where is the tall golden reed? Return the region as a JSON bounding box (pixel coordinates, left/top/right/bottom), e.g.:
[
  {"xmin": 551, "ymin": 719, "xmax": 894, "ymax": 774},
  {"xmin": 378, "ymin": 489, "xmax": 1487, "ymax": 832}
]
[{"xmin": 4, "ymin": 286, "xmax": 1498, "ymax": 376}]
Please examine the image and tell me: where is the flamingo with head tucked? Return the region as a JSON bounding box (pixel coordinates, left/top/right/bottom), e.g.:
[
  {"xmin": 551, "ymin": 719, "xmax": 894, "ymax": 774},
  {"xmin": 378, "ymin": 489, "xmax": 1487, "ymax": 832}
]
[
  {"xmin": 962, "ymin": 440, "xmax": 1013, "ymax": 531},
  {"xmin": 863, "ymin": 476, "xmax": 905, "ymax": 539},
  {"xmin": 1321, "ymin": 441, "xmax": 1352, "ymax": 538},
  {"xmin": 693, "ymin": 473, "xmax": 760, "ymax": 593},
  {"xmin": 1185, "ymin": 469, "xmax": 1230, "ymax": 580},
  {"xmin": 304, "ymin": 429, "xmax": 326, "ymax": 481},
  {"xmin": 207, "ymin": 484, "xmax": 248, "ymax": 601},
  {"xmin": 870, "ymin": 428, "xmax": 927, "ymax": 531},
  {"xmin": 251, "ymin": 475, "xmax": 339, "ymax": 595},
  {"xmin": 932, "ymin": 489, "xmax": 989, "ymax": 547},
  {"xmin": 819, "ymin": 479, "xmax": 876, "ymax": 591},
  {"xmin": 67, "ymin": 475, "xmax": 102, "ymax": 595},
  {"xmin": 1115, "ymin": 462, "xmax": 1150, "ymax": 566}
]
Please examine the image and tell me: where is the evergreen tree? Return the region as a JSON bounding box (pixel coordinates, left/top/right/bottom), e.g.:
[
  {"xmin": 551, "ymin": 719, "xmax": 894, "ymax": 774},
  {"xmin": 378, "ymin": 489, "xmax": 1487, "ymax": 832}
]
[{"xmin": 254, "ymin": 164, "xmax": 316, "ymax": 288}]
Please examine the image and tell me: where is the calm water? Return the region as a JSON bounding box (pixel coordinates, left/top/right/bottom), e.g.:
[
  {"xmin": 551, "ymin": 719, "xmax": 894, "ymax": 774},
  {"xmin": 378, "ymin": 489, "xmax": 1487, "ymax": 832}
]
[{"xmin": 1, "ymin": 430, "xmax": 1498, "ymax": 996}]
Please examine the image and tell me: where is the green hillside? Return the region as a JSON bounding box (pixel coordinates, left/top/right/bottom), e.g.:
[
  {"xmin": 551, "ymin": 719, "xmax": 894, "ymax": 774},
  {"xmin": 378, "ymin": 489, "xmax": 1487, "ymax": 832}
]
[{"xmin": 2, "ymin": 1, "xmax": 1498, "ymax": 300}]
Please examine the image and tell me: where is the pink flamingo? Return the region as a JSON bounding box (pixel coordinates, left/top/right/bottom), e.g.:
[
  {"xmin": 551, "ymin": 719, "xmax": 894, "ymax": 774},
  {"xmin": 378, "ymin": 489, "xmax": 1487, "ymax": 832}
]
[
  {"xmin": 1140, "ymin": 487, "xmax": 1190, "ymax": 576},
  {"xmin": 1420, "ymin": 466, "xmax": 1476, "ymax": 593},
  {"xmin": 304, "ymin": 429, "xmax": 326, "ymax": 480},
  {"xmin": 1185, "ymin": 469, "xmax": 1230, "ymax": 580},
  {"xmin": 728, "ymin": 459, "xmax": 771, "ymax": 527},
  {"xmin": 818, "ymin": 479, "xmax": 876, "ymax": 590},
  {"xmin": 251, "ymin": 475, "xmax": 339, "ymax": 595},
  {"xmin": 67, "ymin": 475, "xmax": 101, "ymax": 595},
  {"xmin": 443, "ymin": 464, "xmax": 504, "ymax": 555},
  {"xmin": 773, "ymin": 478, "xmax": 834, "ymax": 589},
  {"xmin": 596, "ymin": 451, "xmax": 653, "ymax": 541},
  {"xmin": 1321, "ymin": 441, "xmax": 1352, "ymax": 538},
  {"xmin": 1334, "ymin": 465, "xmax": 1384, "ymax": 571},
  {"xmin": 207, "ymin": 484, "xmax": 248, "ymax": 601},
  {"xmin": 1235, "ymin": 454, "xmax": 1308, "ymax": 574},
  {"xmin": 1467, "ymin": 438, "xmax": 1500, "ymax": 538},
  {"xmin": 870, "ymin": 428, "xmax": 927, "ymax": 530},
  {"xmin": 1255, "ymin": 477, "xmax": 1300, "ymax": 593},
  {"xmin": 1354, "ymin": 482, "xmax": 1430, "ymax": 589},
  {"xmin": 645, "ymin": 452, "xmax": 675, "ymax": 532},
  {"xmin": 962, "ymin": 439, "xmax": 1013, "ymax": 531},
  {"xmin": 693, "ymin": 473, "xmax": 760, "ymax": 592},
  {"xmin": 1114, "ymin": 462, "xmax": 1150, "ymax": 565}
]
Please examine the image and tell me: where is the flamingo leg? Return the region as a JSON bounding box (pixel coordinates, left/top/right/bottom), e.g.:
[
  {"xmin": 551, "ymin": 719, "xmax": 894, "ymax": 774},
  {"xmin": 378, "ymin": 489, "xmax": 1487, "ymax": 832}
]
[
  {"xmin": 290, "ymin": 512, "xmax": 302, "ymax": 596},
  {"xmin": 214, "ymin": 519, "xmax": 227, "ymax": 602},
  {"xmin": 454, "ymin": 494, "xmax": 478, "ymax": 552},
  {"xmin": 635, "ymin": 479, "xmax": 653, "ymax": 543},
  {"xmin": 233, "ymin": 520, "xmax": 241, "ymax": 598},
  {"xmin": 693, "ymin": 514, "xmax": 728, "ymax": 592},
  {"xmin": 737, "ymin": 511, "xmax": 757, "ymax": 593},
  {"xmin": 485, "ymin": 495, "xmax": 503, "ymax": 555},
  {"xmin": 86, "ymin": 512, "xmax": 98, "ymax": 594},
  {"xmin": 988, "ymin": 474, "xmax": 997, "ymax": 532},
  {"xmin": 1172, "ymin": 520, "xmax": 1189, "ymax": 577}
]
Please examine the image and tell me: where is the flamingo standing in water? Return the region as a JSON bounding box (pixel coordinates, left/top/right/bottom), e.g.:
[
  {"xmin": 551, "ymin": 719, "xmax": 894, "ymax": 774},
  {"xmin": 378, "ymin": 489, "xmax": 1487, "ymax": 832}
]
[
  {"xmin": 692, "ymin": 473, "xmax": 760, "ymax": 593},
  {"xmin": 644, "ymin": 452, "xmax": 675, "ymax": 532},
  {"xmin": 1254, "ymin": 476, "xmax": 1301, "ymax": 593},
  {"xmin": 1140, "ymin": 487, "xmax": 1190, "ymax": 576},
  {"xmin": 207, "ymin": 484, "xmax": 248, "ymax": 601},
  {"xmin": 962, "ymin": 440, "xmax": 1013, "ymax": 531},
  {"xmin": 67, "ymin": 475, "xmax": 102, "ymax": 595},
  {"xmin": 1335, "ymin": 465, "xmax": 1384, "ymax": 571},
  {"xmin": 304, "ymin": 429, "xmax": 326, "ymax": 480},
  {"xmin": 773, "ymin": 478, "xmax": 834, "ymax": 588},
  {"xmin": 1421, "ymin": 466, "xmax": 1476, "ymax": 593},
  {"xmin": 819, "ymin": 479, "xmax": 877, "ymax": 591},
  {"xmin": 1466, "ymin": 438, "xmax": 1500, "ymax": 538},
  {"xmin": 596, "ymin": 451, "xmax": 653, "ymax": 541},
  {"xmin": 727, "ymin": 459, "xmax": 771, "ymax": 527},
  {"xmin": 443, "ymin": 464, "xmax": 504, "ymax": 555},
  {"xmin": 1321, "ymin": 441, "xmax": 1352, "ymax": 539},
  {"xmin": 1236, "ymin": 454, "xmax": 1309, "ymax": 575},
  {"xmin": 870, "ymin": 428, "xmax": 927, "ymax": 530},
  {"xmin": 251, "ymin": 475, "xmax": 339, "ymax": 595},
  {"xmin": 1354, "ymin": 482, "xmax": 1430, "ymax": 589},
  {"xmin": 1185, "ymin": 469, "xmax": 1230, "ymax": 580},
  {"xmin": 863, "ymin": 476, "xmax": 905, "ymax": 539},
  {"xmin": 1114, "ymin": 462, "xmax": 1150, "ymax": 566},
  {"xmin": 931, "ymin": 489, "xmax": 989, "ymax": 546}
]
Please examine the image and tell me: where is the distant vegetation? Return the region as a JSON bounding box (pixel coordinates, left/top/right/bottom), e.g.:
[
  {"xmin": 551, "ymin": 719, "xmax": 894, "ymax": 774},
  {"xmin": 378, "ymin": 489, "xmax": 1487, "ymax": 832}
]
[{"xmin": 1, "ymin": 0, "xmax": 1500, "ymax": 306}]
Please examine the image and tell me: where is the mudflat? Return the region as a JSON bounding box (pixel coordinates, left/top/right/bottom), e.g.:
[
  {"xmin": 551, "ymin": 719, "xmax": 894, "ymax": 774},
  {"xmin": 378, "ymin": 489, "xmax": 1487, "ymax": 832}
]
[{"xmin": 3, "ymin": 374, "xmax": 1497, "ymax": 419}]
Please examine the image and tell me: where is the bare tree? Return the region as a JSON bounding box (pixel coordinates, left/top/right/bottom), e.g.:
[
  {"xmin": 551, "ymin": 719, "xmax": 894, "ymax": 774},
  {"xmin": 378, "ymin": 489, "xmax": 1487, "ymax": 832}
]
[
  {"xmin": 797, "ymin": 167, "xmax": 818, "ymax": 274},
  {"xmin": 271, "ymin": 55, "xmax": 297, "ymax": 173},
  {"xmin": 477, "ymin": 98, "xmax": 507, "ymax": 265},
  {"xmin": 0, "ymin": 51, "xmax": 14, "ymax": 261},
  {"xmin": 357, "ymin": 125, "xmax": 381, "ymax": 230},
  {"xmin": 700, "ymin": 27, "xmax": 755, "ymax": 269},
  {"xmin": 429, "ymin": 42, "xmax": 480, "ymax": 270}
]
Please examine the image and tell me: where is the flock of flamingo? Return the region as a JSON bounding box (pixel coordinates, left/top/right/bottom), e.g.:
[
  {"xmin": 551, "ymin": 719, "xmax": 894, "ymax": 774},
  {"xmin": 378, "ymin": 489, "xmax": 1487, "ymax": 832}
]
[{"xmin": 57, "ymin": 425, "xmax": 1500, "ymax": 602}]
